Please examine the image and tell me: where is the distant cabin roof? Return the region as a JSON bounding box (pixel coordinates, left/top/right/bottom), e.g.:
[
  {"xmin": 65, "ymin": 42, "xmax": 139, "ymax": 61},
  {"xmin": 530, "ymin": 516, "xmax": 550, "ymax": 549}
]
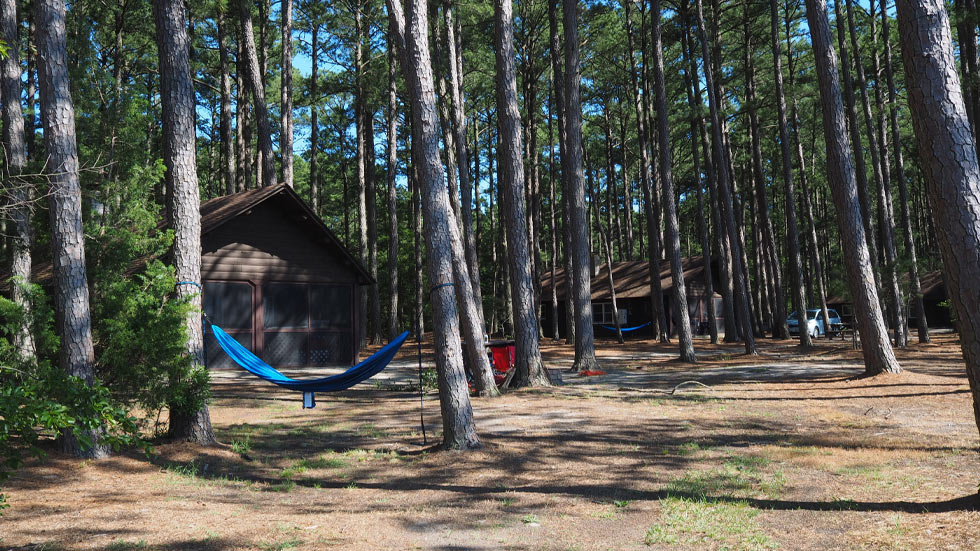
[
  {"xmin": 826, "ymin": 269, "xmax": 946, "ymax": 305},
  {"xmin": 9, "ymin": 184, "xmax": 373, "ymax": 288},
  {"xmin": 540, "ymin": 256, "xmax": 716, "ymax": 301},
  {"xmin": 198, "ymin": 184, "xmax": 373, "ymax": 283}
]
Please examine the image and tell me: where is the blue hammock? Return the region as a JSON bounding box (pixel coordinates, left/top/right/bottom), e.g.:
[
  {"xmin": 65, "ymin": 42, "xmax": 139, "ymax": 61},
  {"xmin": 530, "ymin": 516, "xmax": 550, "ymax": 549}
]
[
  {"xmin": 600, "ymin": 321, "xmax": 652, "ymax": 333},
  {"xmin": 210, "ymin": 323, "xmax": 409, "ymax": 408}
]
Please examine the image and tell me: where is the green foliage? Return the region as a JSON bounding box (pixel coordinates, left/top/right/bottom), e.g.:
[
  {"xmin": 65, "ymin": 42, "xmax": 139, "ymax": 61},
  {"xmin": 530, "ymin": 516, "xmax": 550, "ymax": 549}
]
[
  {"xmin": 0, "ymin": 286, "xmax": 146, "ymax": 515},
  {"xmin": 86, "ymin": 163, "xmax": 209, "ymax": 428}
]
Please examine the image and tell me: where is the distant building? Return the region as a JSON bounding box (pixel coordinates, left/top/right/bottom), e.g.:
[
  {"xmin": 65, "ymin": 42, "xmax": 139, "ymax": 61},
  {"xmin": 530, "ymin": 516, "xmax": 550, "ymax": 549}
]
[
  {"xmin": 199, "ymin": 184, "xmax": 373, "ymax": 368},
  {"xmin": 539, "ymin": 257, "xmax": 724, "ymax": 339},
  {"xmin": 827, "ymin": 270, "xmax": 952, "ymax": 328}
]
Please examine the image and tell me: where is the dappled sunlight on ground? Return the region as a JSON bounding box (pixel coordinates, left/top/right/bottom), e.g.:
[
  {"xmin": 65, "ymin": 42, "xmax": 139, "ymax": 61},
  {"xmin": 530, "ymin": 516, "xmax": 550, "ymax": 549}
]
[{"xmin": 3, "ymin": 333, "xmax": 979, "ymax": 550}]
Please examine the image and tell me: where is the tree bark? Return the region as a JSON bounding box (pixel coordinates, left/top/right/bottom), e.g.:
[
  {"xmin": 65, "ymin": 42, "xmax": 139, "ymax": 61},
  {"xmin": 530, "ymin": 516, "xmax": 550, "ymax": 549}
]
[
  {"xmin": 743, "ymin": 8, "xmax": 788, "ymax": 340},
  {"xmin": 548, "ymin": 69, "xmax": 560, "ymax": 342},
  {"xmin": 35, "ymin": 0, "xmax": 107, "ymax": 458},
  {"xmin": 786, "ymin": 1, "xmax": 833, "ymax": 333},
  {"xmin": 897, "ymin": 0, "xmax": 980, "ymax": 440},
  {"xmin": 310, "ymin": 19, "xmax": 320, "ymax": 211},
  {"xmin": 217, "ymin": 10, "xmax": 236, "ymax": 195},
  {"xmin": 834, "ymin": 0, "xmax": 880, "ymax": 274},
  {"xmin": 846, "ymin": 0, "xmax": 905, "ymax": 347},
  {"xmin": 881, "ymin": 0, "xmax": 928, "ymax": 343},
  {"xmin": 651, "ymin": 0, "xmax": 696, "ymax": 361},
  {"xmin": 443, "ymin": 0, "xmax": 485, "ymax": 338},
  {"xmin": 239, "ymin": 0, "xmax": 275, "ymax": 187},
  {"xmin": 694, "ymin": 0, "xmax": 756, "ymax": 354},
  {"xmin": 235, "ymin": 35, "xmax": 251, "ymax": 191},
  {"xmin": 680, "ymin": 5, "xmax": 718, "ymax": 345},
  {"xmin": 387, "ymin": 0, "xmax": 481, "ymax": 448},
  {"xmin": 154, "ymin": 0, "xmax": 217, "ymax": 444},
  {"xmin": 770, "ymin": 0, "xmax": 810, "ymax": 348},
  {"xmin": 281, "ymin": 0, "xmax": 294, "ymax": 187},
  {"xmin": 386, "ymin": 27, "xmax": 400, "ymax": 342},
  {"xmin": 804, "ymin": 0, "xmax": 900, "ymax": 375},
  {"xmin": 2, "ymin": 0, "xmax": 35, "ymax": 358},
  {"xmin": 492, "ymin": 0, "xmax": 551, "ymax": 387},
  {"xmin": 623, "ymin": 0, "xmax": 667, "ymax": 342},
  {"xmin": 563, "ymin": 0, "xmax": 600, "ymax": 372}
]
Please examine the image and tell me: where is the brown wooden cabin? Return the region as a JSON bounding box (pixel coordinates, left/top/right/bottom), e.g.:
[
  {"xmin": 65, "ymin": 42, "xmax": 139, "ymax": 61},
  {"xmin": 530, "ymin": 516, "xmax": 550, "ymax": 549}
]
[
  {"xmin": 827, "ymin": 269, "xmax": 953, "ymax": 329},
  {"xmin": 539, "ymin": 256, "xmax": 724, "ymax": 339},
  {"xmin": 200, "ymin": 184, "xmax": 373, "ymax": 369}
]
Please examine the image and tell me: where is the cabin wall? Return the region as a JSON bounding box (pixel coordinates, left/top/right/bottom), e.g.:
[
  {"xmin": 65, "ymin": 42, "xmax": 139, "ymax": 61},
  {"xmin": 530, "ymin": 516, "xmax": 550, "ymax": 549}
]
[{"xmin": 202, "ymin": 200, "xmax": 363, "ymax": 367}]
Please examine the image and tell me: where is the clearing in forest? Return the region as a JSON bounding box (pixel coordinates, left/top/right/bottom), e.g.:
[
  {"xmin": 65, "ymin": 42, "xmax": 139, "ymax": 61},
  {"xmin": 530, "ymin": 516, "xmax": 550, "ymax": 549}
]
[{"xmin": 3, "ymin": 334, "xmax": 978, "ymax": 551}]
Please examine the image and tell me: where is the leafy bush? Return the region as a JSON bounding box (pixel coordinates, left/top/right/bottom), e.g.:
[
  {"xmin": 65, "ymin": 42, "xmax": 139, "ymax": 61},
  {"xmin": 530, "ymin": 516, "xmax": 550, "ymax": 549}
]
[
  {"xmin": 0, "ymin": 285, "xmax": 145, "ymax": 515},
  {"xmin": 86, "ymin": 162, "xmax": 210, "ymax": 430}
]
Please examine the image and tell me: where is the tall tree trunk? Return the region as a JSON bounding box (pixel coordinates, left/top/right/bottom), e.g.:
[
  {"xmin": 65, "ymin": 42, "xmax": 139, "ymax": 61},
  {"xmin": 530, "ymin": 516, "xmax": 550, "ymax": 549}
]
[
  {"xmin": 548, "ymin": 70, "xmax": 561, "ymax": 342},
  {"xmin": 846, "ymin": 0, "xmax": 904, "ymax": 347},
  {"xmin": 35, "ymin": 0, "xmax": 107, "ymax": 458},
  {"xmin": 239, "ymin": 0, "xmax": 275, "ymax": 187},
  {"xmin": 651, "ymin": 0, "xmax": 696, "ymax": 360},
  {"xmin": 2, "ymin": 0, "xmax": 35, "ymax": 358},
  {"xmin": 563, "ymin": 0, "xmax": 600, "ymax": 372},
  {"xmin": 155, "ymin": 0, "xmax": 217, "ymax": 444},
  {"xmin": 744, "ymin": 8, "xmax": 789, "ymax": 340},
  {"xmin": 443, "ymin": 0, "xmax": 485, "ymax": 336},
  {"xmin": 682, "ymin": 3, "xmax": 735, "ymax": 341},
  {"xmin": 870, "ymin": 0, "xmax": 907, "ymax": 346},
  {"xmin": 595, "ymin": 167, "xmax": 624, "ymax": 344},
  {"xmin": 412, "ymin": 163, "xmax": 424, "ymax": 337},
  {"xmin": 309, "ymin": 21, "xmax": 320, "ymax": 211},
  {"xmin": 694, "ymin": 0, "xmax": 756, "ymax": 354},
  {"xmin": 387, "ymin": 0, "xmax": 481, "ymax": 448},
  {"xmin": 494, "ymin": 0, "xmax": 551, "ymax": 387},
  {"xmin": 25, "ymin": 10, "xmax": 36, "ymax": 161},
  {"xmin": 281, "ymin": 0, "xmax": 293, "ymax": 187},
  {"xmin": 770, "ymin": 0, "xmax": 810, "ymax": 347},
  {"xmin": 834, "ymin": 0, "xmax": 880, "ymax": 274},
  {"xmin": 804, "ymin": 0, "xmax": 901, "ymax": 375},
  {"xmin": 386, "ymin": 27, "xmax": 400, "ymax": 342},
  {"xmin": 955, "ymin": 0, "xmax": 980, "ymax": 147},
  {"xmin": 355, "ymin": 2, "xmax": 369, "ymax": 349},
  {"xmin": 236, "ymin": 37, "xmax": 251, "ymax": 191},
  {"xmin": 367, "ymin": 119, "xmax": 381, "ymax": 346},
  {"xmin": 549, "ymin": 0, "xmax": 575, "ymax": 345},
  {"xmin": 217, "ymin": 10, "xmax": 236, "ymax": 195},
  {"xmin": 623, "ymin": 0, "xmax": 666, "ymax": 341},
  {"xmin": 897, "ymin": 0, "xmax": 980, "ymax": 441},
  {"xmin": 680, "ymin": 3, "xmax": 718, "ymax": 345},
  {"xmin": 881, "ymin": 0, "xmax": 928, "ymax": 343},
  {"xmin": 786, "ymin": 0, "xmax": 833, "ymax": 332}
]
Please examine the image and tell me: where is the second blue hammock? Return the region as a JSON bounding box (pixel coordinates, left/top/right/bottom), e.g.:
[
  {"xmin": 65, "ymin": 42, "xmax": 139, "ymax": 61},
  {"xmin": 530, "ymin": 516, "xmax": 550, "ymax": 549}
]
[
  {"xmin": 210, "ymin": 323, "xmax": 409, "ymax": 393},
  {"xmin": 599, "ymin": 321, "xmax": 652, "ymax": 333}
]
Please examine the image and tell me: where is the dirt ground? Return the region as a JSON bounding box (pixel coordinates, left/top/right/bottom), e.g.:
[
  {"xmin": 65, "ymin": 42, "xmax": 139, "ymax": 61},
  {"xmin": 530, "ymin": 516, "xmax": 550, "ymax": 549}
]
[{"xmin": 3, "ymin": 333, "xmax": 980, "ymax": 550}]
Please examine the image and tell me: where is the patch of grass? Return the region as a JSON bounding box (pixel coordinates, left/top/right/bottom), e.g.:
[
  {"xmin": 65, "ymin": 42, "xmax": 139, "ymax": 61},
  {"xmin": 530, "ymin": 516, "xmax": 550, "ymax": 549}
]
[
  {"xmin": 231, "ymin": 436, "xmax": 252, "ymax": 457},
  {"xmin": 676, "ymin": 441, "xmax": 702, "ymax": 456},
  {"xmin": 355, "ymin": 424, "xmax": 389, "ymax": 439},
  {"xmin": 269, "ymin": 480, "xmax": 296, "ymax": 493},
  {"xmin": 296, "ymin": 454, "xmax": 347, "ymax": 470},
  {"xmin": 257, "ymin": 538, "xmax": 301, "ymax": 551},
  {"xmin": 105, "ymin": 540, "xmax": 148, "ymax": 551},
  {"xmin": 521, "ymin": 514, "xmax": 540, "ymax": 525},
  {"xmin": 165, "ymin": 460, "xmax": 200, "ymax": 478},
  {"xmin": 613, "ymin": 499, "xmax": 631, "ymax": 509},
  {"xmin": 665, "ymin": 456, "xmax": 784, "ymax": 500},
  {"xmin": 644, "ymin": 497, "xmax": 776, "ymax": 550}
]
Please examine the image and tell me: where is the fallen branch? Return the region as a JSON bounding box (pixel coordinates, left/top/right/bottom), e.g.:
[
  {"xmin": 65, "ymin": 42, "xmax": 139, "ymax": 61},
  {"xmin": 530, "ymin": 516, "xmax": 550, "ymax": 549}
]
[{"xmin": 616, "ymin": 380, "xmax": 714, "ymax": 395}]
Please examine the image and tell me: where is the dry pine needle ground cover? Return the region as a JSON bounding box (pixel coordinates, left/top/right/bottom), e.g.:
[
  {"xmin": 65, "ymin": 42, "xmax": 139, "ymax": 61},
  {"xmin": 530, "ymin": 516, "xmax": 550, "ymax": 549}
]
[{"xmin": 3, "ymin": 333, "xmax": 979, "ymax": 550}]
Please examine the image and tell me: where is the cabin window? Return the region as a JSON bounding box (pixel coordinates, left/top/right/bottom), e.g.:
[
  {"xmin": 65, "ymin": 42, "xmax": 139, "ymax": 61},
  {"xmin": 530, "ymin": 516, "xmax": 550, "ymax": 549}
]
[
  {"xmin": 264, "ymin": 283, "xmax": 309, "ymax": 329},
  {"xmin": 593, "ymin": 302, "xmax": 627, "ymax": 325},
  {"xmin": 261, "ymin": 282, "xmax": 354, "ymax": 367},
  {"xmin": 203, "ymin": 281, "xmax": 254, "ymax": 370}
]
